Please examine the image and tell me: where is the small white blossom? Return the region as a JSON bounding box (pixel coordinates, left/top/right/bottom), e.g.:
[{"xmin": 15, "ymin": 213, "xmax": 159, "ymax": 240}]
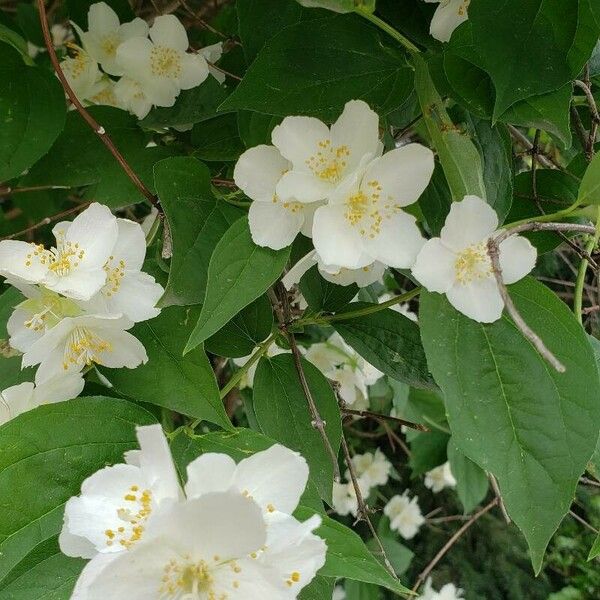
[
  {"xmin": 424, "ymin": 0, "xmax": 470, "ymax": 43},
  {"xmin": 346, "ymin": 449, "xmax": 392, "ymax": 491},
  {"xmin": 21, "ymin": 313, "xmax": 147, "ymax": 381},
  {"xmin": 412, "ymin": 195, "xmax": 537, "ymax": 323},
  {"xmin": 331, "ymin": 481, "xmax": 359, "ymax": 517},
  {"xmin": 199, "ymin": 42, "xmax": 226, "ymax": 83},
  {"xmin": 333, "ymin": 585, "xmax": 346, "ymax": 600},
  {"xmin": 0, "ymin": 372, "xmax": 84, "ymax": 425},
  {"xmin": 73, "ymin": 1, "xmax": 149, "ymax": 75},
  {"xmin": 78, "ymin": 218, "xmax": 164, "ymax": 322},
  {"xmin": 384, "ymin": 491, "xmax": 425, "ymax": 539},
  {"xmin": 424, "ymin": 462, "xmax": 456, "ymax": 493},
  {"xmin": 113, "ymin": 76, "xmax": 153, "ymax": 118},
  {"xmin": 234, "ymin": 145, "xmax": 320, "ymax": 250},
  {"xmin": 116, "ymin": 15, "xmax": 209, "ymax": 108},
  {"xmin": 0, "ymin": 203, "xmax": 118, "ymax": 301},
  {"xmin": 419, "ymin": 578, "xmax": 465, "ymax": 600},
  {"xmin": 272, "ymin": 100, "xmax": 382, "ymax": 204},
  {"xmin": 60, "ymin": 46, "xmax": 107, "ymax": 103}
]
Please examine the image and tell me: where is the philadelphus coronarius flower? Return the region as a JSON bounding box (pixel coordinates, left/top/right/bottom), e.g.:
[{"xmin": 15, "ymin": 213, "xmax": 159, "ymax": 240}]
[
  {"xmin": 0, "ymin": 203, "xmax": 163, "ymax": 423},
  {"xmin": 61, "ymin": 3, "xmax": 214, "ymax": 119},
  {"xmin": 63, "ymin": 425, "xmax": 326, "ymax": 599},
  {"xmin": 424, "ymin": 0, "xmax": 470, "ymax": 43},
  {"xmin": 424, "ymin": 462, "xmax": 456, "ymax": 493},
  {"xmin": 419, "ymin": 578, "xmax": 465, "ymax": 600},
  {"xmin": 412, "ymin": 195, "xmax": 537, "ymax": 323},
  {"xmin": 346, "ymin": 449, "xmax": 392, "ymax": 491},
  {"xmin": 384, "ymin": 491, "xmax": 425, "ymax": 539}
]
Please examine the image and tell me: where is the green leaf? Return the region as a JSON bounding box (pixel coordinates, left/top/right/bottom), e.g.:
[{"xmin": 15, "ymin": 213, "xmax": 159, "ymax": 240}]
[
  {"xmin": 170, "ymin": 427, "xmax": 323, "ymax": 512},
  {"xmin": 0, "ymin": 46, "xmax": 65, "ymax": 181},
  {"xmin": 0, "ymin": 25, "xmax": 33, "ymax": 64},
  {"xmin": 23, "ymin": 107, "xmax": 172, "ymax": 208},
  {"xmin": 220, "ymin": 14, "xmax": 414, "ymax": 120},
  {"xmin": 578, "ymin": 151, "xmax": 600, "ymax": 205},
  {"xmin": 185, "ymin": 217, "xmax": 290, "ymax": 352},
  {"xmin": 191, "ymin": 114, "xmax": 245, "ymax": 162},
  {"xmin": 447, "ymin": 439, "xmax": 489, "ymax": 514},
  {"xmin": 376, "ymin": 0, "xmax": 439, "ymax": 51},
  {"xmin": 297, "ymin": 0, "xmax": 375, "ymax": 13},
  {"xmin": 0, "ymin": 397, "xmax": 156, "ymax": 583},
  {"xmin": 153, "ymin": 157, "xmax": 243, "ymax": 306},
  {"xmin": 371, "ymin": 520, "xmax": 414, "ymax": 576},
  {"xmin": 299, "ymin": 576, "xmax": 336, "ymax": 600},
  {"xmin": 300, "ymin": 266, "xmax": 358, "ymax": 313},
  {"xmin": 419, "ymin": 162, "xmax": 452, "ymax": 237},
  {"xmin": 331, "ymin": 304, "xmax": 436, "ymax": 390},
  {"xmin": 104, "ymin": 306, "xmax": 232, "ymax": 430},
  {"xmin": 295, "ymin": 506, "xmax": 411, "ymax": 596},
  {"xmin": 237, "ymin": 0, "xmax": 303, "ymax": 62},
  {"xmin": 408, "ymin": 431, "xmax": 449, "ymax": 476},
  {"xmin": 0, "ymin": 536, "xmax": 83, "ymax": 599},
  {"xmin": 413, "ymin": 53, "xmax": 486, "ymax": 201},
  {"xmin": 205, "ymin": 295, "xmax": 273, "ymax": 358},
  {"xmin": 237, "ymin": 111, "xmax": 282, "ymax": 148},
  {"xmin": 141, "ymin": 78, "xmax": 228, "ymax": 130},
  {"xmin": 589, "ymin": 532, "xmax": 600, "ymax": 560},
  {"xmin": 419, "ymin": 277, "xmax": 600, "ymax": 572},
  {"xmin": 253, "ymin": 354, "xmax": 341, "ymax": 501},
  {"xmin": 469, "ymin": 0, "xmax": 598, "ymax": 117}
]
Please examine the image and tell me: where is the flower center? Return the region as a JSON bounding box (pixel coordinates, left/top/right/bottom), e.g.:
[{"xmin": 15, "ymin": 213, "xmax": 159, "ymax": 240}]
[
  {"xmin": 103, "ymin": 256, "xmax": 126, "ymax": 297},
  {"xmin": 150, "ymin": 46, "xmax": 182, "ymax": 78},
  {"xmin": 344, "ymin": 179, "xmax": 398, "ymax": 239},
  {"xmin": 21, "ymin": 293, "xmax": 81, "ymax": 332},
  {"xmin": 305, "ymin": 139, "xmax": 350, "ymax": 183},
  {"xmin": 64, "ymin": 44, "xmax": 92, "ymax": 79},
  {"xmin": 63, "ymin": 326, "xmax": 112, "ymax": 369},
  {"xmin": 272, "ymin": 195, "xmax": 304, "ymax": 214},
  {"xmin": 100, "ymin": 34, "xmax": 119, "ymax": 57},
  {"xmin": 104, "ymin": 485, "xmax": 153, "ymax": 550},
  {"xmin": 454, "ymin": 242, "xmax": 492, "ymax": 285}
]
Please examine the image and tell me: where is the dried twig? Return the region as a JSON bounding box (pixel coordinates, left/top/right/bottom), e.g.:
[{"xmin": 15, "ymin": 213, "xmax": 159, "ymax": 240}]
[
  {"xmin": 411, "ymin": 498, "xmax": 499, "ymax": 593},
  {"xmin": 36, "ymin": 0, "xmax": 161, "ymax": 212},
  {"xmin": 507, "ymin": 125, "xmax": 558, "ymax": 169},
  {"xmin": 340, "ymin": 408, "xmax": 428, "ymax": 432},
  {"xmin": 489, "ymin": 474, "xmax": 511, "ymax": 524},
  {"xmin": 340, "ymin": 432, "xmax": 397, "ymax": 578}
]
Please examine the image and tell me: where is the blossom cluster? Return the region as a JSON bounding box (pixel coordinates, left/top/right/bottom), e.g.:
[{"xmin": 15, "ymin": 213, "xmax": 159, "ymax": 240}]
[
  {"xmin": 0, "ymin": 203, "xmax": 163, "ymax": 424},
  {"xmin": 60, "ymin": 424, "xmax": 326, "ymax": 599},
  {"xmin": 60, "ymin": 2, "xmax": 216, "ymax": 118},
  {"xmin": 236, "ymin": 99, "xmax": 537, "ymax": 323}
]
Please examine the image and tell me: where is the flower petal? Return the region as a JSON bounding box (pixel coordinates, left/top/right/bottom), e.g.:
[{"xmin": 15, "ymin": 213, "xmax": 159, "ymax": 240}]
[
  {"xmin": 361, "ymin": 144, "xmax": 434, "ymax": 207},
  {"xmin": 275, "ymin": 171, "xmax": 333, "ymax": 203},
  {"xmin": 116, "ymin": 37, "xmax": 152, "ymax": 76},
  {"xmin": 0, "ymin": 240, "xmax": 49, "ymax": 284},
  {"xmin": 102, "ymin": 271, "xmax": 163, "ymax": 322},
  {"xmin": 113, "ymin": 218, "xmax": 147, "ymax": 270},
  {"xmin": 312, "ymin": 204, "xmax": 372, "ymax": 269},
  {"xmin": 69, "ymin": 553, "xmax": 119, "ymax": 600},
  {"xmin": 412, "ymin": 238, "xmax": 456, "ymax": 293},
  {"xmin": 178, "ymin": 52, "xmax": 209, "ymax": 89},
  {"xmin": 330, "ymin": 99, "xmax": 381, "ymax": 173},
  {"xmin": 7, "ymin": 307, "xmax": 43, "ymax": 353},
  {"xmin": 119, "ymin": 17, "xmax": 149, "ymax": 41},
  {"xmin": 320, "ymin": 260, "xmax": 386, "ymax": 287},
  {"xmin": 94, "ymin": 328, "xmax": 148, "ymax": 369},
  {"xmin": 364, "ymin": 211, "xmax": 425, "ymax": 268},
  {"xmin": 271, "ymin": 116, "xmax": 330, "ymax": 170},
  {"xmin": 281, "ymin": 251, "xmax": 318, "ymax": 289},
  {"xmin": 440, "ymin": 195, "xmax": 498, "ymax": 252},
  {"xmin": 234, "ymin": 145, "xmax": 290, "ymax": 202},
  {"xmin": 185, "ymin": 453, "xmax": 237, "ymax": 498},
  {"xmin": 149, "ymin": 15, "xmax": 189, "ymax": 52},
  {"xmin": 248, "ymin": 200, "xmax": 305, "ymax": 250},
  {"xmin": 446, "ymin": 277, "xmax": 504, "ymax": 322},
  {"xmin": 499, "ymin": 235, "xmax": 537, "ymax": 285},
  {"xmin": 88, "ymin": 2, "xmax": 120, "ymax": 35},
  {"xmin": 430, "ymin": 0, "xmax": 469, "ymax": 43}
]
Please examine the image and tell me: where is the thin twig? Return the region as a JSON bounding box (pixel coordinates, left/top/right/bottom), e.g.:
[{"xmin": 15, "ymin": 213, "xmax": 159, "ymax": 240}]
[
  {"xmin": 489, "ymin": 474, "xmax": 511, "ymax": 524},
  {"xmin": 0, "ymin": 184, "xmax": 68, "ymax": 196},
  {"xmin": 569, "ymin": 509, "xmax": 599, "ymax": 534},
  {"xmin": 272, "ymin": 284, "xmax": 341, "ymax": 481},
  {"xmin": 507, "ymin": 125, "xmax": 557, "ymax": 169},
  {"xmin": 341, "ymin": 408, "xmax": 428, "ymax": 432},
  {"xmin": 36, "ymin": 0, "xmax": 161, "ymax": 211},
  {"xmin": 580, "ymin": 476, "xmax": 600, "ymax": 487},
  {"xmin": 340, "ymin": 432, "xmax": 397, "ymax": 578},
  {"xmin": 411, "ymin": 498, "xmax": 499, "ymax": 593},
  {"xmin": 206, "ymin": 60, "xmax": 243, "ymax": 81},
  {"xmin": 571, "ymin": 105, "xmax": 589, "ymax": 152},
  {"xmin": 1, "ymin": 201, "xmax": 91, "ymax": 240}
]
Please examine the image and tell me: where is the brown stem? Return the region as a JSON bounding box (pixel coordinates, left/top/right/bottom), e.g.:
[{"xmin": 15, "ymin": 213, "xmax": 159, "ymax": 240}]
[
  {"xmin": 36, "ymin": 0, "xmax": 161, "ymax": 211},
  {"xmin": 489, "ymin": 474, "xmax": 511, "ymax": 524},
  {"xmin": 341, "ymin": 408, "xmax": 428, "ymax": 432},
  {"xmin": 411, "ymin": 498, "xmax": 499, "ymax": 593},
  {"xmin": 507, "ymin": 125, "xmax": 558, "ymax": 169},
  {"xmin": 569, "ymin": 509, "xmax": 599, "ymax": 534}
]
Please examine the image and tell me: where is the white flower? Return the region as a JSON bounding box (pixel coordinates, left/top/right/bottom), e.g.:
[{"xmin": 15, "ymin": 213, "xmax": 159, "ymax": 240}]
[
  {"xmin": 332, "ymin": 481, "xmax": 359, "ymax": 517},
  {"xmin": 412, "ymin": 195, "xmax": 537, "ymax": 323},
  {"xmin": 282, "ymin": 250, "xmax": 386, "ymax": 289},
  {"xmin": 419, "ymin": 578, "xmax": 464, "ymax": 600},
  {"xmin": 87, "ymin": 76, "xmax": 120, "ymax": 108},
  {"xmin": 73, "ymin": 1, "xmax": 149, "ymax": 75},
  {"xmin": 0, "ymin": 372, "xmax": 84, "ymax": 425},
  {"xmin": 234, "ymin": 145, "xmax": 320, "ymax": 250},
  {"xmin": 59, "ymin": 424, "xmax": 183, "ymax": 558},
  {"xmin": 346, "ymin": 449, "xmax": 392, "ymax": 490},
  {"xmin": 312, "ymin": 144, "xmax": 433, "ymax": 270},
  {"xmin": 199, "ymin": 42, "xmax": 226, "ymax": 83},
  {"xmin": 424, "ymin": 0, "xmax": 470, "ymax": 43},
  {"xmin": 233, "ymin": 342, "xmax": 288, "ymax": 388},
  {"xmin": 21, "ymin": 313, "xmax": 147, "ymax": 381},
  {"xmin": 0, "ymin": 203, "xmax": 118, "ymax": 301},
  {"xmin": 60, "ymin": 46, "xmax": 106, "ymax": 103},
  {"xmin": 272, "ymin": 100, "xmax": 382, "ymax": 204},
  {"xmin": 116, "ymin": 15, "xmax": 209, "ymax": 108},
  {"xmin": 384, "ymin": 492, "xmax": 425, "ymax": 539},
  {"xmin": 52, "ymin": 23, "xmax": 73, "ymax": 47},
  {"xmin": 79, "ymin": 218, "xmax": 164, "ymax": 322},
  {"xmin": 333, "ymin": 585, "xmax": 346, "ymax": 600},
  {"xmin": 114, "ymin": 76, "xmax": 153, "ymax": 119},
  {"xmin": 424, "ymin": 462, "xmax": 456, "ymax": 493}
]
